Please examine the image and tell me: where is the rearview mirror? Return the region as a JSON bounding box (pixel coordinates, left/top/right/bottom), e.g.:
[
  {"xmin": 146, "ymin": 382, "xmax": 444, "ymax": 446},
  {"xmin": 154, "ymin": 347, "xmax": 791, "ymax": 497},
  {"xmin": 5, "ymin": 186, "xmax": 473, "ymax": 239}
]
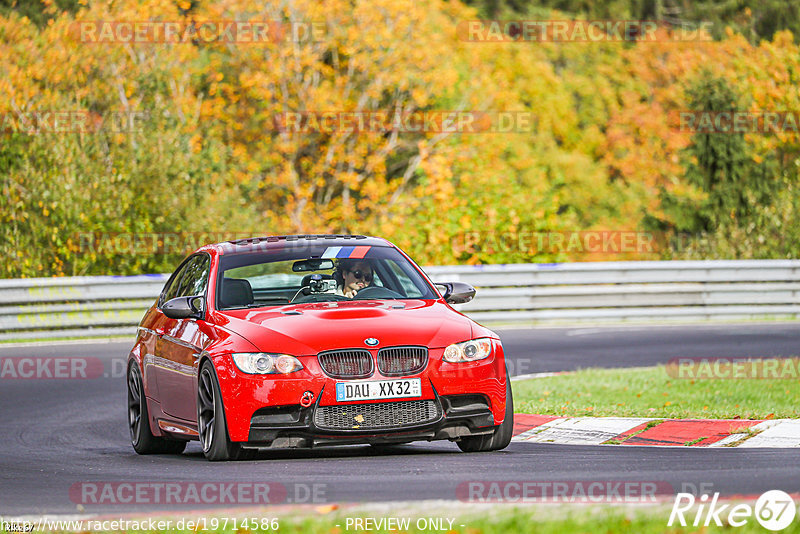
[
  {"xmin": 435, "ymin": 282, "xmax": 476, "ymax": 305},
  {"xmin": 292, "ymin": 258, "xmax": 335, "ymax": 272},
  {"xmin": 162, "ymin": 296, "xmax": 205, "ymax": 319}
]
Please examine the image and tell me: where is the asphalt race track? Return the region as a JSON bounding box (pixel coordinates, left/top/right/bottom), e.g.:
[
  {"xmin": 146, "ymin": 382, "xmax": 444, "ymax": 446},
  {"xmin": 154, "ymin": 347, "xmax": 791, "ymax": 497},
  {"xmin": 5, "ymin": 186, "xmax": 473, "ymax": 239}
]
[
  {"xmin": 1, "ymin": 323, "xmax": 799, "ymax": 514},
  {"xmin": 499, "ymin": 322, "xmax": 800, "ymax": 374}
]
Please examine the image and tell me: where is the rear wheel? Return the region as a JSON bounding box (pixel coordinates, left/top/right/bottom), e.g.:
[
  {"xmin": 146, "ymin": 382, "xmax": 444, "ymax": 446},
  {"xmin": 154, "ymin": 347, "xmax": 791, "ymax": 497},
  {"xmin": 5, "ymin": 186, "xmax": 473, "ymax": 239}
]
[
  {"xmin": 457, "ymin": 370, "xmax": 514, "ymax": 452},
  {"xmin": 127, "ymin": 362, "xmax": 186, "ymax": 455},
  {"xmin": 198, "ymin": 361, "xmax": 254, "ymax": 461}
]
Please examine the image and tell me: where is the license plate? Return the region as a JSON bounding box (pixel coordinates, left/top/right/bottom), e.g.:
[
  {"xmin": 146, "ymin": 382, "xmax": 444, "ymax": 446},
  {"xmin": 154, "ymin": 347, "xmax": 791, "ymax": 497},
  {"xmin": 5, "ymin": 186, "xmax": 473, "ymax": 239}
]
[{"xmin": 335, "ymin": 378, "xmax": 422, "ymax": 402}]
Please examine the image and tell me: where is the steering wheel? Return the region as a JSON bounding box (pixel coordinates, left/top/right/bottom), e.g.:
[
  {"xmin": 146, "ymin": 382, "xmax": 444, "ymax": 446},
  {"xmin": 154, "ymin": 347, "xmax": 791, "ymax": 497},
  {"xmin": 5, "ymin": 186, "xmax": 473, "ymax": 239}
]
[{"xmin": 353, "ymin": 286, "xmax": 404, "ymax": 299}]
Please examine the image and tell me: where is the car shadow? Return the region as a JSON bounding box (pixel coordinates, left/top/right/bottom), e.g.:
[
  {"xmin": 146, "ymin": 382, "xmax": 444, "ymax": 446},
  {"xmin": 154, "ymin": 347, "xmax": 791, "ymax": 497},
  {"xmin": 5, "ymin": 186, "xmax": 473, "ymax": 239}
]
[{"xmin": 180, "ymin": 442, "xmax": 459, "ymax": 461}]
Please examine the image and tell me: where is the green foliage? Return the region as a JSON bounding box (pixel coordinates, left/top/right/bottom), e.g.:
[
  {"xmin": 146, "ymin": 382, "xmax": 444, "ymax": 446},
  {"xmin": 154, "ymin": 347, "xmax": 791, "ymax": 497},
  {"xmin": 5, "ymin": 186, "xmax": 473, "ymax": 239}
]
[
  {"xmin": 689, "ymin": 0, "xmax": 800, "ymax": 43},
  {"xmin": 461, "ymin": 0, "xmax": 800, "ymax": 42},
  {"xmin": 651, "ymin": 72, "xmax": 800, "ymax": 259},
  {"xmin": 685, "ymin": 74, "xmax": 754, "ymax": 224},
  {"xmin": 0, "ymin": 0, "xmax": 80, "ymax": 26},
  {"xmin": 670, "ymin": 73, "xmax": 757, "ymax": 232},
  {"xmin": 2, "ymin": 0, "xmax": 800, "ymax": 276}
]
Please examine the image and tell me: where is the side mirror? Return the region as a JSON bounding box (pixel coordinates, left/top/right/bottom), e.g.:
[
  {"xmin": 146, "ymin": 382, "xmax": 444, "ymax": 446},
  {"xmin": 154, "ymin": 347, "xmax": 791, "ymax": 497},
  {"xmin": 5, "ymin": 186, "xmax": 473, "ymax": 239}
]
[
  {"xmin": 435, "ymin": 282, "xmax": 476, "ymax": 305},
  {"xmin": 162, "ymin": 296, "xmax": 205, "ymax": 320}
]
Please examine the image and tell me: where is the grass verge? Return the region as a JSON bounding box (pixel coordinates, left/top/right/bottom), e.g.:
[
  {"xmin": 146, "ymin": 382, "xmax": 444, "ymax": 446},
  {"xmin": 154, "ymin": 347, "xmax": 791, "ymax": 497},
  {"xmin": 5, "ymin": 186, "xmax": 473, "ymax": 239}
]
[{"xmin": 513, "ymin": 363, "xmax": 800, "ymax": 419}]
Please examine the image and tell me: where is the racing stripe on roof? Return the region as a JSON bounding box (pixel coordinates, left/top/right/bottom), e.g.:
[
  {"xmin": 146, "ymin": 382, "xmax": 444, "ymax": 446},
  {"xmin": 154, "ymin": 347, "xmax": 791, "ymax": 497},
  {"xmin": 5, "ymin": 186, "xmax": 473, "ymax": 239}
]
[
  {"xmin": 338, "ymin": 246, "xmax": 356, "ymax": 257},
  {"xmin": 350, "ymin": 245, "xmax": 370, "ymax": 258},
  {"xmin": 321, "ymin": 246, "xmax": 341, "ymax": 258},
  {"xmin": 321, "ymin": 245, "xmax": 372, "ymax": 259}
]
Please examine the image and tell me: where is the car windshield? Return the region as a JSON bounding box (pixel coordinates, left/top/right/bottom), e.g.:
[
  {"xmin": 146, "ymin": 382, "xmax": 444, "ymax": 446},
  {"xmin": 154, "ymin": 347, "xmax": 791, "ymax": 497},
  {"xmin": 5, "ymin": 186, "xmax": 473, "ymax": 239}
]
[{"xmin": 215, "ymin": 244, "xmax": 437, "ymax": 309}]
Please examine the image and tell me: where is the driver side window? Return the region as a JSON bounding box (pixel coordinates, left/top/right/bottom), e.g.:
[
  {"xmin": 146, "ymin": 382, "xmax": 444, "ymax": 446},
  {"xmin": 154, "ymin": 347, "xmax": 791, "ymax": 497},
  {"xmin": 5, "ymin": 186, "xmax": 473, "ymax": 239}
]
[
  {"xmin": 176, "ymin": 255, "xmax": 210, "ymax": 298},
  {"xmin": 159, "ymin": 254, "xmax": 210, "ymax": 307},
  {"xmin": 160, "ymin": 261, "xmax": 190, "ymax": 307}
]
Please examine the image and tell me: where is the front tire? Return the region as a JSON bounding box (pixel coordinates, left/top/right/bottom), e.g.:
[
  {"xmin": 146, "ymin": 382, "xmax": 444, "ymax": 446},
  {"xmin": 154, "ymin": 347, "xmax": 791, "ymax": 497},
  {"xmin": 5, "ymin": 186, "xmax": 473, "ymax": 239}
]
[
  {"xmin": 457, "ymin": 369, "xmax": 514, "ymax": 452},
  {"xmin": 127, "ymin": 362, "xmax": 187, "ymax": 455},
  {"xmin": 197, "ymin": 361, "xmax": 254, "ymax": 461}
]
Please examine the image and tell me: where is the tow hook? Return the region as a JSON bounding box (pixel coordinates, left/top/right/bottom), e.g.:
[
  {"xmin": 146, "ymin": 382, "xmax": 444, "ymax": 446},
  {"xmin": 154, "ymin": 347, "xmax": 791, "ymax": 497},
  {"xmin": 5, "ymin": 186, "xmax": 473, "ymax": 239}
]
[{"xmin": 300, "ymin": 391, "xmax": 314, "ymax": 407}]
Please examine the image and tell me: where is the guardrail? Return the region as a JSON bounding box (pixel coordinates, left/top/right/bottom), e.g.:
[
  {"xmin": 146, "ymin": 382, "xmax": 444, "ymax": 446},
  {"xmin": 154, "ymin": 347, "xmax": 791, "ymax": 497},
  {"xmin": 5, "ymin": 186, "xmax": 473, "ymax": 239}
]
[
  {"xmin": 1, "ymin": 260, "xmax": 798, "ymax": 340},
  {"xmin": 426, "ymin": 260, "xmax": 800, "ymax": 323},
  {"xmin": 0, "ymin": 274, "xmax": 169, "ymax": 340}
]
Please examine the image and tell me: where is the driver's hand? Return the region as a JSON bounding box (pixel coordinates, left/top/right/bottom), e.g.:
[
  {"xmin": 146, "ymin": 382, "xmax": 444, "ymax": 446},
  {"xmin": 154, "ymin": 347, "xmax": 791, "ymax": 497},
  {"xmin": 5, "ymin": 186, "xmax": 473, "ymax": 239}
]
[{"xmin": 344, "ymin": 289, "xmax": 358, "ymax": 298}]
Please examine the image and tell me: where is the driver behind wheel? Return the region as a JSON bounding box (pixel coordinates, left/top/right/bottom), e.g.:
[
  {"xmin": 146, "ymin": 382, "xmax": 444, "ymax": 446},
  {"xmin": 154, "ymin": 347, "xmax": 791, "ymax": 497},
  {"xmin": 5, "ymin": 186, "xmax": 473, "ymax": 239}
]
[{"xmin": 333, "ymin": 259, "xmax": 374, "ymax": 298}]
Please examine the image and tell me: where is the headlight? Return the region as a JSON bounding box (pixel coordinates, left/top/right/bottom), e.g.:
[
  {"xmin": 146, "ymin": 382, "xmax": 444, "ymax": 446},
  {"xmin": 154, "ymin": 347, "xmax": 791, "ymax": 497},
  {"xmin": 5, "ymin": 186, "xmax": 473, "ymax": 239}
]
[
  {"xmin": 443, "ymin": 338, "xmax": 493, "ymax": 363},
  {"xmin": 231, "ymin": 353, "xmax": 303, "ymax": 374}
]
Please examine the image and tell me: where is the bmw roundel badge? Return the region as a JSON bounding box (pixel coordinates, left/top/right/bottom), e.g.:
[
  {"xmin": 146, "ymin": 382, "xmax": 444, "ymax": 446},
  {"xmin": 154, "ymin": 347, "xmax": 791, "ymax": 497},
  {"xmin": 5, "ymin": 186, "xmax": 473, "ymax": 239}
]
[{"xmin": 364, "ymin": 338, "xmax": 379, "ymax": 346}]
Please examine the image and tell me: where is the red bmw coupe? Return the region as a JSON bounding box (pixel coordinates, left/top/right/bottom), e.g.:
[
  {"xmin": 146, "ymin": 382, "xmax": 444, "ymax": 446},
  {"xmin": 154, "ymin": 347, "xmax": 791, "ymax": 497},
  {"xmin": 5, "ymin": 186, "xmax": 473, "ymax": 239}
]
[{"xmin": 127, "ymin": 235, "xmax": 513, "ymax": 460}]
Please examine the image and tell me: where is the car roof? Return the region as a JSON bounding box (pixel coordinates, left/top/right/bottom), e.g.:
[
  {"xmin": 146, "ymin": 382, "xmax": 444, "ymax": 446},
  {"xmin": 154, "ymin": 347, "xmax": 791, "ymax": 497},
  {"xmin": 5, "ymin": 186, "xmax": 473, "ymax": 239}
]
[{"xmin": 203, "ymin": 234, "xmax": 393, "ymax": 255}]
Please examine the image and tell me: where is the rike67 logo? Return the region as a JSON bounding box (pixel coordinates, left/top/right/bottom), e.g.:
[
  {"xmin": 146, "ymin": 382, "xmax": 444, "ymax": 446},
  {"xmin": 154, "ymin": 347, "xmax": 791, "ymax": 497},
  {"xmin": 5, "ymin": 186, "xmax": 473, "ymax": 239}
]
[{"xmin": 669, "ymin": 490, "xmax": 797, "ymax": 531}]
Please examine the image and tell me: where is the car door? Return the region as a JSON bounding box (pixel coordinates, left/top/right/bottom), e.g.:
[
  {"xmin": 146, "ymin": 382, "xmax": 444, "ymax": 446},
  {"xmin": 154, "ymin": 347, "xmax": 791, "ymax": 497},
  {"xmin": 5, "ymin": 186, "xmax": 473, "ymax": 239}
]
[
  {"xmin": 155, "ymin": 254, "xmax": 212, "ymax": 422},
  {"xmin": 145, "ymin": 258, "xmax": 193, "ymax": 398}
]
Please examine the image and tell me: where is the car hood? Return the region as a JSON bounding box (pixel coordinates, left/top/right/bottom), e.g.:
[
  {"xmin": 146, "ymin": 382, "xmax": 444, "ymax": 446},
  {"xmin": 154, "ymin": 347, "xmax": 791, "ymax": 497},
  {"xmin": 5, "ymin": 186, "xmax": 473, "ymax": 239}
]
[{"xmin": 214, "ymin": 300, "xmax": 474, "ymax": 355}]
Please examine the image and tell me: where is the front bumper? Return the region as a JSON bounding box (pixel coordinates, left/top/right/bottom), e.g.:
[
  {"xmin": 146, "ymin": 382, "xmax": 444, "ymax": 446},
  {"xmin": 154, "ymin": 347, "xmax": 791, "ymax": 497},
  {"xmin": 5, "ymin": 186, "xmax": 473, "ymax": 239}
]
[
  {"xmin": 212, "ymin": 342, "xmax": 508, "ymax": 443},
  {"xmin": 244, "ymin": 390, "xmax": 496, "ymax": 448}
]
